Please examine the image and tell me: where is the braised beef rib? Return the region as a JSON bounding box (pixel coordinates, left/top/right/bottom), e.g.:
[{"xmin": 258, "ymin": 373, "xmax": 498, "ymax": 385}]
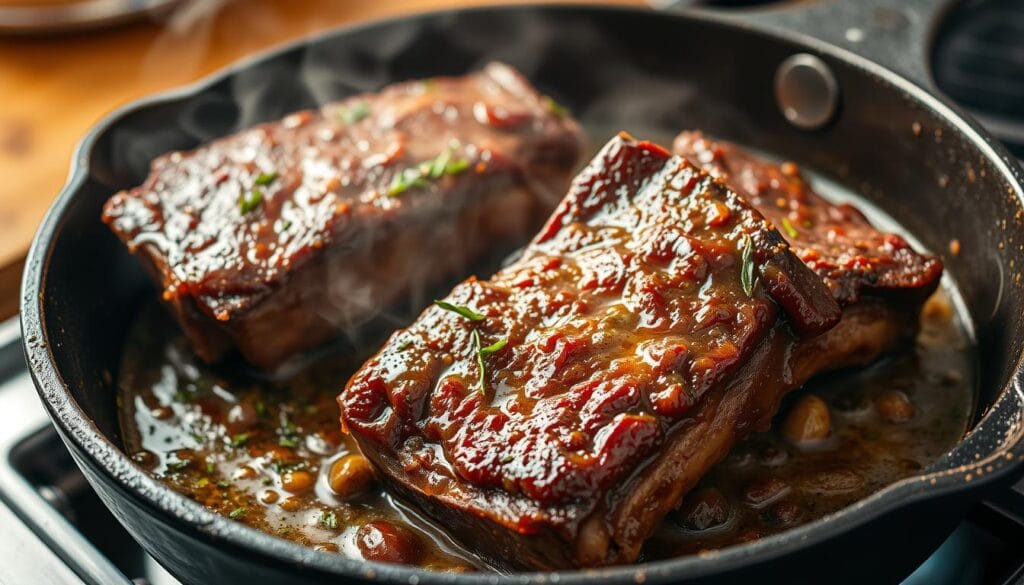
[
  {"xmin": 103, "ymin": 63, "xmax": 585, "ymax": 370},
  {"xmin": 339, "ymin": 134, "xmax": 922, "ymax": 569}
]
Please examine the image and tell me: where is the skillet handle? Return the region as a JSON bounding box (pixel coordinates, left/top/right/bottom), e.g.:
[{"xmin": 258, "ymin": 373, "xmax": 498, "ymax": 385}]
[{"xmin": 677, "ymin": 0, "xmax": 952, "ymax": 91}]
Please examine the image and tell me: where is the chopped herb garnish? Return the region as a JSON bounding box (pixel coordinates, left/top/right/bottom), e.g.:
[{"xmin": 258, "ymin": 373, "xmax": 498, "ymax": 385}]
[
  {"xmin": 481, "ymin": 337, "xmax": 508, "ymax": 356},
  {"xmin": 544, "ymin": 96, "xmax": 569, "ymax": 117},
  {"xmin": 396, "ymin": 339, "xmax": 414, "ymax": 351},
  {"xmin": 429, "ymin": 148, "xmax": 452, "ymax": 179},
  {"xmin": 387, "ymin": 147, "xmax": 471, "ymax": 197},
  {"xmin": 166, "ymin": 459, "xmax": 190, "ymax": 471},
  {"xmin": 741, "ymin": 234, "xmax": 756, "ymax": 297},
  {"xmin": 229, "ymin": 507, "xmax": 247, "ymax": 519},
  {"xmin": 277, "ymin": 411, "xmax": 301, "ymax": 448},
  {"xmin": 278, "ymin": 219, "xmax": 292, "ymax": 232},
  {"xmin": 271, "ymin": 459, "xmax": 308, "ymax": 474},
  {"xmin": 434, "ymin": 300, "xmax": 485, "ymax": 321},
  {"xmin": 318, "ymin": 510, "xmax": 339, "ymax": 530},
  {"xmin": 190, "ymin": 432, "xmax": 205, "ymax": 444},
  {"xmin": 254, "ymin": 171, "xmax": 279, "ymax": 186},
  {"xmin": 217, "ymin": 480, "xmax": 231, "ymax": 489},
  {"xmin": 254, "ymin": 400, "xmax": 267, "ymax": 419},
  {"xmin": 206, "ymin": 461, "xmax": 216, "ymax": 474},
  {"xmin": 387, "ymin": 168, "xmax": 425, "ymax": 197},
  {"xmin": 240, "ymin": 188, "xmax": 263, "ymax": 214},
  {"xmin": 229, "ymin": 433, "xmax": 250, "ymax": 448},
  {"xmin": 195, "ymin": 477, "xmax": 210, "ymax": 488},
  {"xmin": 473, "ymin": 330, "xmax": 508, "ymax": 394},
  {"xmin": 339, "ymin": 102, "xmax": 370, "ymax": 125},
  {"xmin": 781, "ymin": 217, "xmax": 799, "ymax": 239},
  {"xmin": 444, "ymin": 158, "xmax": 470, "ymax": 175}
]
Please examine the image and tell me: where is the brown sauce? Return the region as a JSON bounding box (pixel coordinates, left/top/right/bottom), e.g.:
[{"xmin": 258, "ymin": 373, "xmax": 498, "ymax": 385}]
[{"xmin": 118, "ymin": 288, "xmax": 973, "ymax": 571}]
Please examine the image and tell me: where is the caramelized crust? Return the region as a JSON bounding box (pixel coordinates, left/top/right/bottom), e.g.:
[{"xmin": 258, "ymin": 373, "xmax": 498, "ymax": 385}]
[
  {"xmin": 673, "ymin": 131, "xmax": 943, "ymax": 305},
  {"xmin": 340, "ymin": 135, "xmax": 841, "ymax": 568},
  {"xmin": 103, "ymin": 63, "xmax": 585, "ymax": 369}
]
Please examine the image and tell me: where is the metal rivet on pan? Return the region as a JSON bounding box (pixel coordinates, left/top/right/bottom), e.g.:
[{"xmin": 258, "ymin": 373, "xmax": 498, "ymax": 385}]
[{"xmin": 774, "ymin": 53, "xmax": 840, "ymax": 131}]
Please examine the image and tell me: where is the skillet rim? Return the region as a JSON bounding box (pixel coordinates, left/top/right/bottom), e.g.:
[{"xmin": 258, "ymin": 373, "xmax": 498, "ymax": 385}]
[{"xmin": 20, "ymin": 3, "xmax": 1024, "ymax": 583}]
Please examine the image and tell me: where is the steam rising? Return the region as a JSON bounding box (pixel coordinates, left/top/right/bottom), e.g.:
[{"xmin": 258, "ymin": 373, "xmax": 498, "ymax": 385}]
[{"xmin": 107, "ymin": 6, "xmax": 762, "ymax": 371}]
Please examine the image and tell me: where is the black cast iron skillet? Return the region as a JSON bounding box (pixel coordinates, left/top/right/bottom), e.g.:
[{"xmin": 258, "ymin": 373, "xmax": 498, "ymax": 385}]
[{"xmin": 20, "ymin": 1, "xmax": 1024, "ymax": 584}]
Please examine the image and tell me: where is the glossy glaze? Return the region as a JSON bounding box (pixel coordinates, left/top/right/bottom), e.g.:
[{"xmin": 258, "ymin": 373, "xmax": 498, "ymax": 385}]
[
  {"xmin": 342, "ymin": 136, "xmax": 836, "ymax": 530},
  {"xmin": 118, "ymin": 289, "xmax": 972, "ymax": 570}
]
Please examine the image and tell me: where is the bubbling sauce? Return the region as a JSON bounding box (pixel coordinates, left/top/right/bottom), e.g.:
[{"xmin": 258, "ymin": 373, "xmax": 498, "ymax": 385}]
[{"xmin": 118, "ymin": 290, "xmax": 973, "ymax": 570}]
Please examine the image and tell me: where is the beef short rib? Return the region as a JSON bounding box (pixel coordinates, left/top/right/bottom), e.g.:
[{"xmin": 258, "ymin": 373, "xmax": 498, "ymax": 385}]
[
  {"xmin": 103, "ymin": 63, "xmax": 585, "ymax": 370},
  {"xmin": 340, "ymin": 134, "xmax": 865, "ymax": 569},
  {"xmin": 673, "ymin": 131, "xmax": 942, "ymax": 306}
]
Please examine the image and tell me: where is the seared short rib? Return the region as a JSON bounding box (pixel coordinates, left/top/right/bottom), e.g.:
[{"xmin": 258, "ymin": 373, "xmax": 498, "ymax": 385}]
[
  {"xmin": 103, "ymin": 63, "xmax": 584, "ymax": 370},
  {"xmin": 341, "ymin": 132, "xmax": 943, "ymax": 569},
  {"xmin": 673, "ymin": 131, "xmax": 942, "ymax": 306}
]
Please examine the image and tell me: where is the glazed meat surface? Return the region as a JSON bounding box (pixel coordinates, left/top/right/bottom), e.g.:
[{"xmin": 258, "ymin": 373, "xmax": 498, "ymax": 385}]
[
  {"xmin": 340, "ymin": 134, "xmax": 850, "ymax": 568},
  {"xmin": 673, "ymin": 131, "xmax": 943, "ymax": 305},
  {"xmin": 103, "ymin": 63, "xmax": 585, "ymax": 369}
]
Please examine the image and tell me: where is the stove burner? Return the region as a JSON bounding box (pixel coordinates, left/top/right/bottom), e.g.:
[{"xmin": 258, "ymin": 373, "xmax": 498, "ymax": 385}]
[{"xmin": 933, "ymin": 0, "xmax": 1024, "ymax": 158}]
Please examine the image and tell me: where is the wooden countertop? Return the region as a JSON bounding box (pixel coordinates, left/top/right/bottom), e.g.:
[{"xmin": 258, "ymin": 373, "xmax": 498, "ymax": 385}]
[{"xmin": 0, "ymin": 0, "xmax": 642, "ymax": 316}]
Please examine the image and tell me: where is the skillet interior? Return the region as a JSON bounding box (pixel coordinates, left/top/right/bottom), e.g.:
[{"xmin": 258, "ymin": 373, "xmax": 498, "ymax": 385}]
[{"xmin": 21, "ymin": 5, "xmax": 1024, "ymax": 584}]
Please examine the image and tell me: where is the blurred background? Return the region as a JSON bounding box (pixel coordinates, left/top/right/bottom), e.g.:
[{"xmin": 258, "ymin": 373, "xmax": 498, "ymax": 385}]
[
  {"xmin": 0, "ymin": 0, "xmax": 1022, "ymax": 318},
  {"xmin": 0, "ymin": 0, "xmax": 637, "ymax": 318}
]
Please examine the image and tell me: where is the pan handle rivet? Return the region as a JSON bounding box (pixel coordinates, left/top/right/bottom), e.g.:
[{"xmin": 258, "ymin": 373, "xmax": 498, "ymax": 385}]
[{"xmin": 774, "ymin": 53, "xmax": 840, "ymax": 131}]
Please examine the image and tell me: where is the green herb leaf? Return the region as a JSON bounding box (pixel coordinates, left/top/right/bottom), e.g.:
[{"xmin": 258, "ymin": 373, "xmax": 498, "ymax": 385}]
[
  {"xmin": 429, "ymin": 148, "xmax": 452, "ymax": 179},
  {"xmin": 217, "ymin": 480, "xmax": 231, "ymax": 489},
  {"xmin": 254, "ymin": 171, "xmax": 279, "ymax": 186},
  {"xmin": 388, "ymin": 147, "xmax": 471, "ymax": 197},
  {"xmin": 444, "ymin": 159, "xmax": 470, "ymax": 176},
  {"xmin": 230, "ymin": 433, "xmax": 250, "ymax": 448},
  {"xmin": 318, "ymin": 510, "xmax": 339, "ymax": 530},
  {"xmin": 206, "ymin": 461, "xmax": 216, "ymax": 474},
  {"xmin": 240, "ymin": 188, "xmax": 263, "ymax": 214},
  {"xmin": 195, "ymin": 477, "xmax": 210, "ymax": 488},
  {"xmin": 741, "ymin": 234, "xmax": 756, "ymax": 297},
  {"xmin": 229, "ymin": 507, "xmax": 247, "ymax": 519},
  {"xmin": 473, "ymin": 330, "xmax": 508, "ymax": 394},
  {"xmin": 254, "ymin": 400, "xmax": 267, "ymax": 419},
  {"xmin": 339, "ymin": 102, "xmax": 370, "ymax": 125},
  {"xmin": 278, "ymin": 436, "xmax": 299, "ymax": 448},
  {"xmin": 396, "ymin": 339, "xmax": 414, "ymax": 352},
  {"xmin": 276, "ymin": 219, "xmax": 292, "ymax": 233},
  {"xmin": 433, "ymin": 300, "xmax": 485, "ymax": 321},
  {"xmin": 271, "ymin": 459, "xmax": 308, "ymax": 474},
  {"xmin": 480, "ymin": 338, "xmax": 508, "ymax": 356},
  {"xmin": 544, "ymin": 96, "xmax": 569, "ymax": 117},
  {"xmin": 387, "ymin": 168, "xmax": 419, "ymax": 197},
  {"xmin": 781, "ymin": 217, "xmax": 799, "ymax": 239},
  {"xmin": 166, "ymin": 459, "xmax": 190, "ymax": 471}
]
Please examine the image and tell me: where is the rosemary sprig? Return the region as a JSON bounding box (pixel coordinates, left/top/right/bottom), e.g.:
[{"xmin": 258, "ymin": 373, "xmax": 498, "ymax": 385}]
[{"xmin": 741, "ymin": 234, "xmax": 757, "ymax": 297}]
